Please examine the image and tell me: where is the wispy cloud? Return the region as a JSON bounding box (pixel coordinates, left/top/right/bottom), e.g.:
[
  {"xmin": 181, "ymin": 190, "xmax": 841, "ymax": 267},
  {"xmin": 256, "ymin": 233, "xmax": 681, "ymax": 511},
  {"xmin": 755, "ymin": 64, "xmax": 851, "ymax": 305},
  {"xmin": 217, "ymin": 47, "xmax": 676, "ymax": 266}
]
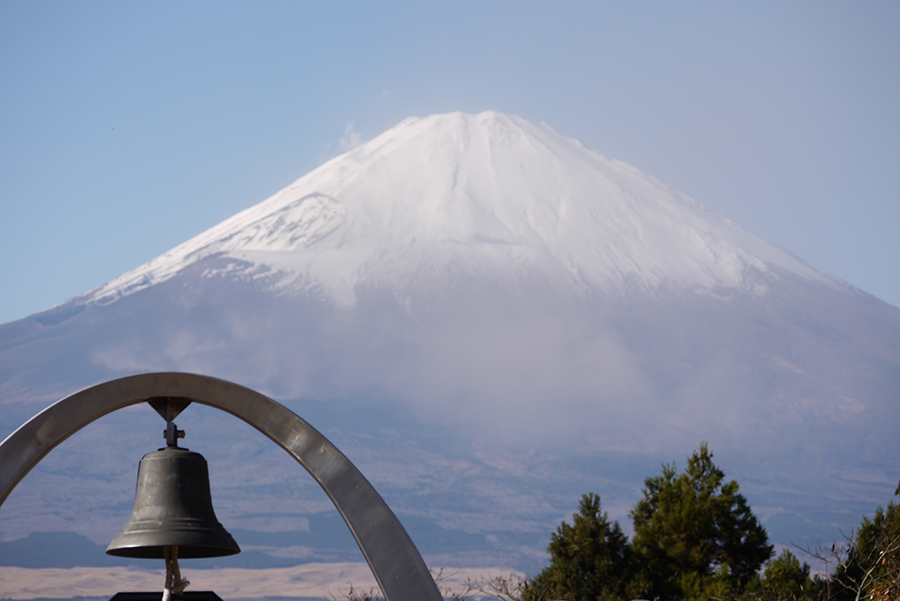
[{"xmin": 340, "ymin": 122, "xmax": 363, "ymax": 152}]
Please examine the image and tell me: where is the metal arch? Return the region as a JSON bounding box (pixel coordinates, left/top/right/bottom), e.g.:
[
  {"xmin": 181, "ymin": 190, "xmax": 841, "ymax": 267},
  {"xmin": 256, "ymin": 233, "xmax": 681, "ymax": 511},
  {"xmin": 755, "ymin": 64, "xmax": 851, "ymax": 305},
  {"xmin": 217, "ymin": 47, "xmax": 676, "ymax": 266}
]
[{"xmin": 0, "ymin": 372, "xmax": 442, "ymax": 601}]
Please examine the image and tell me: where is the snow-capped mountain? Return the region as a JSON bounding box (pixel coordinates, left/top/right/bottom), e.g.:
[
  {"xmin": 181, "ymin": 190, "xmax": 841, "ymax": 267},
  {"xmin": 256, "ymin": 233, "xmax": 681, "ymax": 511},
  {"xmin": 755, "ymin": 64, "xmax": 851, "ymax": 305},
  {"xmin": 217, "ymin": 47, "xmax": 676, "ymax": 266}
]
[
  {"xmin": 1, "ymin": 112, "xmax": 899, "ymax": 578},
  {"xmin": 82, "ymin": 111, "xmax": 832, "ymax": 309}
]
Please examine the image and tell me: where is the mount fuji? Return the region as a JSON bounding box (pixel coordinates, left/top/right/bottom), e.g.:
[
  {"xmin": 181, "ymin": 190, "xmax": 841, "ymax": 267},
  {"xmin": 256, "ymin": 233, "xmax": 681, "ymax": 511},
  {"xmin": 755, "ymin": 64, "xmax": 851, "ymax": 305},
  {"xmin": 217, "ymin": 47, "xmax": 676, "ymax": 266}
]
[{"xmin": 2, "ymin": 111, "xmax": 899, "ymax": 577}]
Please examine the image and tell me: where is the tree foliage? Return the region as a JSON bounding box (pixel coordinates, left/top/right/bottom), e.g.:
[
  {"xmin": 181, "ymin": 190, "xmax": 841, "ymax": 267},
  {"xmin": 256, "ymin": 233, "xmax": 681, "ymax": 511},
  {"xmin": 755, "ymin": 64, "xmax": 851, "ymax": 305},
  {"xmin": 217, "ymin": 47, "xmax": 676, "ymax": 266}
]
[
  {"xmin": 526, "ymin": 445, "xmax": 773, "ymax": 601},
  {"xmin": 742, "ymin": 549, "xmax": 816, "ymax": 601},
  {"xmin": 629, "ymin": 442, "xmax": 773, "ymax": 599},
  {"xmin": 840, "ymin": 498, "xmax": 900, "ymax": 601},
  {"xmin": 802, "ymin": 485, "xmax": 900, "ymax": 601},
  {"xmin": 529, "ymin": 493, "xmax": 633, "ymax": 601}
]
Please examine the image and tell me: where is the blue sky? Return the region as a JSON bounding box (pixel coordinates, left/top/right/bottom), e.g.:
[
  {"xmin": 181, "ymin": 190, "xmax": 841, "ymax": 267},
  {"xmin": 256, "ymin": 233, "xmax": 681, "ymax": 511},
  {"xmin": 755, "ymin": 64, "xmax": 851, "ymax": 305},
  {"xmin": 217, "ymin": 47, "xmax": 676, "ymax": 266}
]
[{"xmin": 1, "ymin": 1, "xmax": 898, "ymax": 325}]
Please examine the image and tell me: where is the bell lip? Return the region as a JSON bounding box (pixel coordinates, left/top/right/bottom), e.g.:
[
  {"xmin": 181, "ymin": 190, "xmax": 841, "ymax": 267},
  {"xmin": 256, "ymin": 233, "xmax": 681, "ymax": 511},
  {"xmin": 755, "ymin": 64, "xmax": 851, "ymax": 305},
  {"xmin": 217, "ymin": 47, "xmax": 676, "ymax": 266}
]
[
  {"xmin": 106, "ymin": 524, "xmax": 240, "ymax": 559},
  {"xmin": 105, "ymin": 543, "xmax": 241, "ymax": 559}
]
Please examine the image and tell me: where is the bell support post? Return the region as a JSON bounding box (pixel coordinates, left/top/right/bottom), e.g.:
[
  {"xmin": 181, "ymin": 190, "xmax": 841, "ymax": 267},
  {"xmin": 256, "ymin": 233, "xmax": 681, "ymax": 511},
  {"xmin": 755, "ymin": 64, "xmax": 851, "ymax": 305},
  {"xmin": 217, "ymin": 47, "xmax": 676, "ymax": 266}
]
[{"xmin": 0, "ymin": 372, "xmax": 442, "ymax": 601}]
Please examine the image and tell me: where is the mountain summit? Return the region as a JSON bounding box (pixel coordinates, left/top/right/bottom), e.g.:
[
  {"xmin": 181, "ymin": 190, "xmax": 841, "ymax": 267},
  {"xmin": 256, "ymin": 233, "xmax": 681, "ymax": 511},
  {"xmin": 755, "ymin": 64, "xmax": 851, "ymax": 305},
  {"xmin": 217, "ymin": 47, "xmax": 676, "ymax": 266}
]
[
  {"xmin": 82, "ymin": 111, "xmax": 831, "ymax": 310},
  {"xmin": 2, "ymin": 112, "xmax": 899, "ymax": 574}
]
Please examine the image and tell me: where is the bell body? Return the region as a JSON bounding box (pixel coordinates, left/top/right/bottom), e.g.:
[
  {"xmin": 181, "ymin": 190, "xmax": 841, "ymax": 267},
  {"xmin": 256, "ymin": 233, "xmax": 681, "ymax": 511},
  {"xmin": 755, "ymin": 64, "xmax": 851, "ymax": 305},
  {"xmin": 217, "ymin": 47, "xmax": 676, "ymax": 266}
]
[{"xmin": 106, "ymin": 447, "xmax": 240, "ymax": 559}]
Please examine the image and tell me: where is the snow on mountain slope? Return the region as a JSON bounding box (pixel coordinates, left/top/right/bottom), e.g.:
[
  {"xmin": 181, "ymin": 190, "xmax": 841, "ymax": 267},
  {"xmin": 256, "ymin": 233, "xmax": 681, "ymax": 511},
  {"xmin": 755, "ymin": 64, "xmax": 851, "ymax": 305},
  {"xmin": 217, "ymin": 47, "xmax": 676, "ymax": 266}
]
[{"xmin": 79, "ymin": 111, "xmax": 835, "ymax": 310}]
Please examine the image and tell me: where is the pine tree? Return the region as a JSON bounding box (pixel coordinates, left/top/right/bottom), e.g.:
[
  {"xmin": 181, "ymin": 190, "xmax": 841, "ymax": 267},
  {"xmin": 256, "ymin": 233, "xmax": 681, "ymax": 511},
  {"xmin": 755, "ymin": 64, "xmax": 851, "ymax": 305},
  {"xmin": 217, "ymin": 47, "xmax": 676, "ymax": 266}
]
[
  {"xmin": 742, "ymin": 549, "xmax": 815, "ymax": 601},
  {"xmin": 529, "ymin": 493, "xmax": 633, "ymax": 601},
  {"xmin": 630, "ymin": 443, "xmax": 773, "ymax": 599}
]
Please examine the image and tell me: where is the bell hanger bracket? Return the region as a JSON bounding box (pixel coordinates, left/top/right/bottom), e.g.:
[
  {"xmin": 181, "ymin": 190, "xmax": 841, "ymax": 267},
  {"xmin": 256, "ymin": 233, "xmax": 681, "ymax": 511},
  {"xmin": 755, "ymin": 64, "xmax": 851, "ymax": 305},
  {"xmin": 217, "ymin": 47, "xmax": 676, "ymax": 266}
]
[{"xmin": 148, "ymin": 397, "xmax": 191, "ymax": 447}]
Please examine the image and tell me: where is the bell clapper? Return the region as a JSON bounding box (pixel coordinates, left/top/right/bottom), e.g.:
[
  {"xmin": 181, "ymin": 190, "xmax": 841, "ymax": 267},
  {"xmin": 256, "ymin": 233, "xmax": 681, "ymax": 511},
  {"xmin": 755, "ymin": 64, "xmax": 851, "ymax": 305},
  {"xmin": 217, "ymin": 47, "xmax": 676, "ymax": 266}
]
[
  {"xmin": 162, "ymin": 545, "xmax": 190, "ymax": 601},
  {"xmin": 161, "ymin": 417, "xmax": 187, "ymax": 599},
  {"xmin": 161, "ymin": 419, "xmax": 186, "ymax": 600}
]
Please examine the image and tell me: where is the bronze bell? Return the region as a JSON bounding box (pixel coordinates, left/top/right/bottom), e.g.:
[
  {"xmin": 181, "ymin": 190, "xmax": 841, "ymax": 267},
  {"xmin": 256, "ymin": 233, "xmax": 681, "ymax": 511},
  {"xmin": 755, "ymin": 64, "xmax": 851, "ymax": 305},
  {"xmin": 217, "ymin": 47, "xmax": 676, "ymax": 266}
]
[{"xmin": 107, "ymin": 426, "xmax": 240, "ymax": 559}]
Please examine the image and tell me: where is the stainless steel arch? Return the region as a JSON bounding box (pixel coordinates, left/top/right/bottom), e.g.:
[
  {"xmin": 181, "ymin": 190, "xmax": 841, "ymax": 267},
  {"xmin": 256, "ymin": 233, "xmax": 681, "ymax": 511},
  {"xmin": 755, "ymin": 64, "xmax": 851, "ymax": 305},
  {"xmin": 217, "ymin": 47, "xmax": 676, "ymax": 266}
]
[{"xmin": 0, "ymin": 372, "xmax": 441, "ymax": 601}]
